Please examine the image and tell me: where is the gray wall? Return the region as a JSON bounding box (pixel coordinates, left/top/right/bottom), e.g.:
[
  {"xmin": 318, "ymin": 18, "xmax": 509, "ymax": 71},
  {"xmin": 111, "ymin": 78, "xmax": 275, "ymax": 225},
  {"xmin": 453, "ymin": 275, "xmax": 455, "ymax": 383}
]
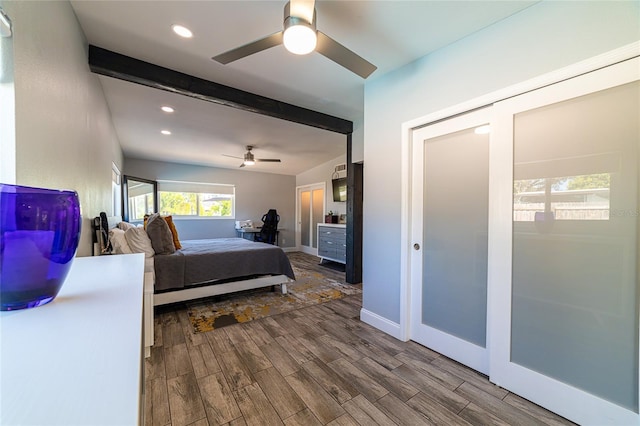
[
  {"xmin": 296, "ymin": 154, "xmax": 348, "ymax": 218},
  {"xmin": 351, "ymin": 118, "xmax": 364, "ymax": 164},
  {"xmin": 125, "ymin": 158, "xmax": 296, "ymax": 248},
  {"xmin": 362, "ymin": 1, "xmax": 640, "ymax": 323},
  {"xmin": 4, "ymin": 0, "xmax": 123, "ymax": 257}
]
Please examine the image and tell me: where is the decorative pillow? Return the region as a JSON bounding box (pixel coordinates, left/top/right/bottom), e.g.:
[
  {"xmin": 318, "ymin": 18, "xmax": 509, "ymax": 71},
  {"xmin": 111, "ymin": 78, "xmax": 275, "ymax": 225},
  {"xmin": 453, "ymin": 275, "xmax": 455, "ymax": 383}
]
[
  {"xmin": 117, "ymin": 221, "xmax": 136, "ymax": 231},
  {"xmin": 109, "ymin": 228, "xmax": 133, "ymax": 254},
  {"xmin": 163, "ymin": 215, "xmax": 182, "ymax": 250},
  {"xmin": 124, "ymin": 227, "xmax": 155, "ymax": 258},
  {"xmin": 145, "ymin": 213, "xmax": 176, "ymax": 255}
]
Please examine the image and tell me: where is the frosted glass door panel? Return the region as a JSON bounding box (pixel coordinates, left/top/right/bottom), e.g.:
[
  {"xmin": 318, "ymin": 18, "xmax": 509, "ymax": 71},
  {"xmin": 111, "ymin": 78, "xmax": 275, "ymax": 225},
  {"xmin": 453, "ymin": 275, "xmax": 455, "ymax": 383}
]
[
  {"xmin": 423, "ymin": 127, "xmax": 489, "ymax": 347},
  {"xmin": 312, "ymin": 189, "xmax": 324, "ymax": 249},
  {"xmin": 511, "ymin": 81, "xmax": 639, "ymax": 411},
  {"xmin": 300, "ymin": 191, "xmax": 310, "ymax": 247}
]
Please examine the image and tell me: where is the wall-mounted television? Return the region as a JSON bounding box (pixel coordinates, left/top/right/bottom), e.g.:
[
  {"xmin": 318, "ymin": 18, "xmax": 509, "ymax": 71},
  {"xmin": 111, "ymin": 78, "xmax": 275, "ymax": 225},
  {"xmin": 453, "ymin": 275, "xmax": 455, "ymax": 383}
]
[{"xmin": 332, "ymin": 177, "xmax": 347, "ymax": 202}]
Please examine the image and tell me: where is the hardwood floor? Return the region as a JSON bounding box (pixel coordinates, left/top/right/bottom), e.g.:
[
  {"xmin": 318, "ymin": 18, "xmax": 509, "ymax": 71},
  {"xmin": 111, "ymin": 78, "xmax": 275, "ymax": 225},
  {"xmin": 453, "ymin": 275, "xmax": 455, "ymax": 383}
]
[{"xmin": 144, "ymin": 253, "xmax": 574, "ymax": 426}]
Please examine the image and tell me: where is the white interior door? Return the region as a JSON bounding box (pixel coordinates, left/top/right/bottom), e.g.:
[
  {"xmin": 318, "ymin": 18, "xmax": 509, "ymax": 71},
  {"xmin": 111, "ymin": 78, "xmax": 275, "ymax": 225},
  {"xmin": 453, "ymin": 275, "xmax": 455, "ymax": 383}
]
[
  {"xmin": 296, "ymin": 183, "xmax": 325, "ymax": 255},
  {"xmin": 488, "ymin": 58, "xmax": 640, "ymax": 425},
  {"xmin": 410, "ymin": 108, "xmax": 492, "ymax": 374}
]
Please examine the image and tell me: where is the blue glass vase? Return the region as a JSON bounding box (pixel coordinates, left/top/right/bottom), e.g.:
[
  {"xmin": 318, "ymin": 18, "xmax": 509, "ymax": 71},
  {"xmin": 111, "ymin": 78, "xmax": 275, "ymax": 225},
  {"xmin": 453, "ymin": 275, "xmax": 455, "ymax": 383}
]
[{"xmin": 0, "ymin": 184, "xmax": 82, "ymax": 310}]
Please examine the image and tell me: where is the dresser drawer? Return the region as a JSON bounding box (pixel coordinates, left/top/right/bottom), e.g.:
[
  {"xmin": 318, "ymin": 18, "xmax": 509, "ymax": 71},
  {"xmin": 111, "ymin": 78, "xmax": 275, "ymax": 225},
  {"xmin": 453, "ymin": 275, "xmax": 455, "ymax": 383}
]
[
  {"xmin": 319, "ymin": 235, "xmax": 340, "ymax": 245},
  {"xmin": 317, "ymin": 225, "xmax": 346, "ymax": 264},
  {"xmin": 318, "ymin": 245, "xmax": 337, "ymax": 258},
  {"xmin": 318, "ymin": 226, "xmax": 347, "ymax": 238}
]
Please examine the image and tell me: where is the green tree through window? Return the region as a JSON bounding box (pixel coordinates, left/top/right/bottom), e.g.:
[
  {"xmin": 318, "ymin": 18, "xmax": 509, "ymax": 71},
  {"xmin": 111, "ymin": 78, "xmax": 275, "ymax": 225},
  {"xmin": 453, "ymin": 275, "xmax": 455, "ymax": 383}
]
[{"xmin": 159, "ymin": 191, "xmax": 234, "ymax": 217}]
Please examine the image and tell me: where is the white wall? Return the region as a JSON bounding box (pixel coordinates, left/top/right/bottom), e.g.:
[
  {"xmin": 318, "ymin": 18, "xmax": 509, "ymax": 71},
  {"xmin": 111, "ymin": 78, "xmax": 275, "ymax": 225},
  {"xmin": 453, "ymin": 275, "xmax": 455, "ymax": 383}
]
[
  {"xmin": 4, "ymin": 0, "xmax": 123, "ymax": 257},
  {"xmin": 0, "ymin": 2, "xmax": 15, "ymax": 184},
  {"xmin": 363, "ymin": 1, "xmax": 640, "ymax": 324},
  {"xmin": 296, "ymin": 153, "xmax": 348, "ymax": 218},
  {"xmin": 125, "ymin": 158, "xmax": 296, "ymax": 248}
]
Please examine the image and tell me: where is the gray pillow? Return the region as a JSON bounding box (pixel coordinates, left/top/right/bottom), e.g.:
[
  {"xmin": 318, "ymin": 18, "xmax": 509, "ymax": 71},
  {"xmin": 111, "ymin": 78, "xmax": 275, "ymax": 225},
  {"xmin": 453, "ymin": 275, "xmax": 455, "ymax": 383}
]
[{"xmin": 146, "ymin": 213, "xmax": 176, "ymax": 255}]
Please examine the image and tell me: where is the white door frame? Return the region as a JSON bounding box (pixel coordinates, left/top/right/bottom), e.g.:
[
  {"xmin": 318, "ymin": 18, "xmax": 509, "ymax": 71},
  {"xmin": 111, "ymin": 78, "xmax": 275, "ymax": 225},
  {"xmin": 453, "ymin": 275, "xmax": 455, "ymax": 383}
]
[{"xmin": 295, "ymin": 182, "xmax": 326, "ymax": 254}]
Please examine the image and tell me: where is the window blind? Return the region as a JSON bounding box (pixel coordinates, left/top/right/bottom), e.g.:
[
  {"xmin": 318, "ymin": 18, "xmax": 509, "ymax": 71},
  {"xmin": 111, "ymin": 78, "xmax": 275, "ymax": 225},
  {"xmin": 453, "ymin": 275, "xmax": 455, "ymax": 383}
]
[{"xmin": 157, "ymin": 180, "xmax": 235, "ymax": 195}]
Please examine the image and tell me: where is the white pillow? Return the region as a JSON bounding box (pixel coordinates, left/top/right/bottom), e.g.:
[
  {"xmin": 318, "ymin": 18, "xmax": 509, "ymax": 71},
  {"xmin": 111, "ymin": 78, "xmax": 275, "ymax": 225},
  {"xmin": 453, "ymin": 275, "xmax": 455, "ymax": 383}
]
[
  {"xmin": 117, "ymin": 221, "xmax": 136, "ymax": 231},
  {"xmin": 109, "ymin": 228, "xmax": 133, "ymax": 254},
  {"xmin": 124, "ymin": 227, "xmax": 155, "ymax": 258}
]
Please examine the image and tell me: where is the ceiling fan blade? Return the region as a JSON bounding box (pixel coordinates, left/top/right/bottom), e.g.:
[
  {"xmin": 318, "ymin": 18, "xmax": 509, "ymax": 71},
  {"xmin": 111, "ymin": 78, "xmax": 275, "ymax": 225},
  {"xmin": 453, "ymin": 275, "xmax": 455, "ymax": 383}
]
[
  {"xmin": 289, "ymin": 0, "xmax": 315, "ymax": 23},
  {"xmin": 316, "ymin": 31, "xmax": 377, "ymax": 79},
  {"xmin": 222, "ymin": 154, "xmax": 243, "ymax": 160},
  {"xmin": 239, "ymin": 163, "xmax": 245, "ymax": 168},
  {"xmin": 255, "ymin": 159, "xmax": 281, "ymax": 163},
  {"xmin": 212, "ymin": 31, "xmax": 284, "ymax": 64}
]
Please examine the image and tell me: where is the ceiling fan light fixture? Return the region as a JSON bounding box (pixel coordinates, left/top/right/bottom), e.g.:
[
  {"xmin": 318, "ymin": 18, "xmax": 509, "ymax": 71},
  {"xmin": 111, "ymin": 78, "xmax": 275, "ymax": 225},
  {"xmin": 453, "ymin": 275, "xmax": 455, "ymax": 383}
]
[
  {"xmin": 283, "ymin": 19, "xmax": 316, "ymax": 55},
  {"xmin": 243, "ymin": 151, "xmax": 255, "ymax": 165},
  {"xmin": 212, "ymin": 1, "xmax": 376, "ymax": 78}
]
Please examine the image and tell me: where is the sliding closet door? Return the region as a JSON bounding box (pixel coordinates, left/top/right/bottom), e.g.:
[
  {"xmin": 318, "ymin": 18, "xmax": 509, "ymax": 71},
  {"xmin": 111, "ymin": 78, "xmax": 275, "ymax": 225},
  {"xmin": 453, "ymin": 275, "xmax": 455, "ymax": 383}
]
[
  {"xmin": 489, "ymin": 58, "xmax": 640, "ymax": 424},
  {"xmin": 410, "ymin": 108, "xmax": 491, "ymax": 374}
]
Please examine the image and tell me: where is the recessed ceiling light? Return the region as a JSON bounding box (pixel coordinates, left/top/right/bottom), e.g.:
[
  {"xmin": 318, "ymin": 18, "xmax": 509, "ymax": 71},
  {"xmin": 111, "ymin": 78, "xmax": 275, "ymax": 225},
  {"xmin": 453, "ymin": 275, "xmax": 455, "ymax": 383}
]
[
  {"xmin": 161, "ymin": 106, "xmax": 174, "ymax": 113},
  {"xmin": 172, "ymin": 24, "xmax": 193, "ymax": 38},
  {"xmin": 161, "ymin": 130, "xmax": 171, "ymax": 135},
  {"xmin": 474, "ymin": 125, "xmax": 491, "ymax": 135}
]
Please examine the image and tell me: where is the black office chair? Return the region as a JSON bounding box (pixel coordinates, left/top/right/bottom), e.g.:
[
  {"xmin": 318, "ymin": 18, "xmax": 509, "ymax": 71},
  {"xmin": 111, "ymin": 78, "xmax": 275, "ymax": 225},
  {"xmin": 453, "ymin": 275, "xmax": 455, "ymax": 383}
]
[{"xmin": 254, "ymin": 209, "xmax": 279, "ymax": 245}]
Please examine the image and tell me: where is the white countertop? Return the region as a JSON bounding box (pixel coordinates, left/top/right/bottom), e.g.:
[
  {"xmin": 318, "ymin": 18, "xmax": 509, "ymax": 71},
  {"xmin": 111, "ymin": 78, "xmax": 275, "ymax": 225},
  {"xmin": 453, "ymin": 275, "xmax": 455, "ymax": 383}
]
[
  {"xmin": 318, "ymin": 223, "xmax": 346, "ymax": 228},
  {"xmin": 0, "ymin": 253, "xmax": 145, "ymax": 425}
]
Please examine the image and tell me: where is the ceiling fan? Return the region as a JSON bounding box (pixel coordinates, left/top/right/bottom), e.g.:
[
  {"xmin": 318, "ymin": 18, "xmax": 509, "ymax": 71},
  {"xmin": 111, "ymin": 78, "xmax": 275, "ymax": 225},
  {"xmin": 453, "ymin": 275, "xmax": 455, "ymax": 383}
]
[
  {"xmin": 223, "ymin": 145, "xmax": 282, "ymax": 168},
  {"xmin": 212, "ymin": 0, "xmax": 377, "ymax": 79}
]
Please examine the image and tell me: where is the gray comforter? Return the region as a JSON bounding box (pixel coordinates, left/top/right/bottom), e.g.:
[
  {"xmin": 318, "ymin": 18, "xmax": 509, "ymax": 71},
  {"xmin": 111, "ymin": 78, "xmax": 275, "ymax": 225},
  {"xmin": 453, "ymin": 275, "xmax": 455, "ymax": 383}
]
[{"xmin": 153, "ymin": 238, "xmax": 296, "ymax": 292}]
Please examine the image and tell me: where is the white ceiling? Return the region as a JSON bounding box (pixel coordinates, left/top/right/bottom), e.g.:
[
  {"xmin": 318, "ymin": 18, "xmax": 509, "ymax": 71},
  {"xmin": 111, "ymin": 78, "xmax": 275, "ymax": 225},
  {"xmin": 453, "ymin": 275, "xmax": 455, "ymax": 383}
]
[{"xmin": 70, "ymin": 0, "xmax": 537, "ymax": 175}]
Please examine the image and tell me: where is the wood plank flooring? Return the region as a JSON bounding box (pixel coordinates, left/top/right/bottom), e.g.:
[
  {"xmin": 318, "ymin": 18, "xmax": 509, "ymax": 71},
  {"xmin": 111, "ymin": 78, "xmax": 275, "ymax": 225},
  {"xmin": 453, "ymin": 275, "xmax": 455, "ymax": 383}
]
[{"xmin": 145, "ymin": 253, "xmax": 575, "ymax": 426}]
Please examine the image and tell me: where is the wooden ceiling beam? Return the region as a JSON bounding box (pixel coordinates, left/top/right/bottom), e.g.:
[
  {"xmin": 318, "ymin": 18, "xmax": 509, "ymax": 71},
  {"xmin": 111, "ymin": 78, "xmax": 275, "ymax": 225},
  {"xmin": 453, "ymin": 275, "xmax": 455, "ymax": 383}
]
[{"xmin": 88, "ymin": 45, "xmax": 353, "ymax": 135}]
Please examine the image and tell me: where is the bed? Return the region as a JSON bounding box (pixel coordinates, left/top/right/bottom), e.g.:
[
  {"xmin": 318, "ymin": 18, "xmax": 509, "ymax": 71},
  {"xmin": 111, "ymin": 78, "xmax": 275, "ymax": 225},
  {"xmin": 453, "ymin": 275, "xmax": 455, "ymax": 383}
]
[
  {"xmin": 93, "ymin": 213, "xmax": 295, "ymax": 357},
  {"xmin": 153, "ymin": 238, "xmax": 295, "ymax": 305},
  {"xmin": 92, "ymin": 214, "xmax": 295, "ymax": 306}
]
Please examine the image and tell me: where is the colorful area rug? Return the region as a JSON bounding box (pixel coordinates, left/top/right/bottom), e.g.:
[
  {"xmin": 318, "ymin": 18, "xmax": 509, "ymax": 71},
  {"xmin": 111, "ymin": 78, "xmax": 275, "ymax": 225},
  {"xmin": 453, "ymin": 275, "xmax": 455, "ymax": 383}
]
[{"xmin": 186, "ymin": 263, "xmax": 361, "ymax": 333}]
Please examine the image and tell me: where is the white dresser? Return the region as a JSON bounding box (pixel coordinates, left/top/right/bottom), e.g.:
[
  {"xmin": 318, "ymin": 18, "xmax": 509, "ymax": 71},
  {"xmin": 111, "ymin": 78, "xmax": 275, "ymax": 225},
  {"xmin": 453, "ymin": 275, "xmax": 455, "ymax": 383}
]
[
  {"xmin": 0, "ymin": 253, "xmax": 145, "ymax": 425},
  {"xmin": 317, "ymin": 223, "xmax": 347, "ymax": 264}
]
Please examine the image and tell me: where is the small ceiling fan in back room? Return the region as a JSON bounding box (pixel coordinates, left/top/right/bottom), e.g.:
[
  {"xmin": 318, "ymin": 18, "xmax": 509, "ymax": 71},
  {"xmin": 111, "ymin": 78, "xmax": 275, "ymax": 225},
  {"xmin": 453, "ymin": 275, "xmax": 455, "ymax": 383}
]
[
  {"xmin": 212, "ymin": 0, "xmax": 377, "ymax": 79},
  {"xmin": 222, "ymin": 146, "xmax": 282, "ymax": 168}
]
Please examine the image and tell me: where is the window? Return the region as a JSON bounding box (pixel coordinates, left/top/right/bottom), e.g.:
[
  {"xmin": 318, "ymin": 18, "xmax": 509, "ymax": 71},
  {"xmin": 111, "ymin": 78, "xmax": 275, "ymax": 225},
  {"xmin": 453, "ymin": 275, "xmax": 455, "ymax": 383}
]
[
  {"xmin": 514, "ymin": 173, "xmax": 611, "ymax": 221},
  {"xmin": 157, "ymin": 180, "xmax": 234, "ymax": 218},
  {"xmin": 128, "ymin": 191, "xmax": 155, "ymax": 221}
]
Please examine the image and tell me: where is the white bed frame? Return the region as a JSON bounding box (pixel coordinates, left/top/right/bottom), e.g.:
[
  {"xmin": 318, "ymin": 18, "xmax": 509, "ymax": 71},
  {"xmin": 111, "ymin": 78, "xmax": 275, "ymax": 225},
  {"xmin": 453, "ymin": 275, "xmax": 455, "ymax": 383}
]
[{"xmin": 154, "ymin": 275, "xmax": 289, "ymax": 306}]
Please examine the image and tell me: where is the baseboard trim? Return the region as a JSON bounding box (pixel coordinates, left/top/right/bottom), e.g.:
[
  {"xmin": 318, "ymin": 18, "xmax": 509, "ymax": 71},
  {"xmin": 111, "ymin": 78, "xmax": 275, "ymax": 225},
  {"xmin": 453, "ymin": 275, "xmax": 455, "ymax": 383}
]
[
  {"xmin": 360, "ymin": 308, "xmax": 406, "ymax": 341},
  {"xmin": 281, "ymin": 247, "xmax": 297, "ymax": 253}
]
